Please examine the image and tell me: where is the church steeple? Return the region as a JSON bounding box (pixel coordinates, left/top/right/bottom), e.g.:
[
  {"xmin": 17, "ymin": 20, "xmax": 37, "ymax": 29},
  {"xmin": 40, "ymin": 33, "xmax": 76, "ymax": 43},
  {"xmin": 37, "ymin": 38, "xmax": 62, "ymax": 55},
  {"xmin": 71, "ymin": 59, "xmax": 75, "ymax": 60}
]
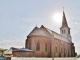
[
  {"xmin": 60, "ymin": 9, "xmax": 72, "ymax": 42},
  {"xmin": 62, "ymin": 11, "xmax": 68, "ymax": 27}
]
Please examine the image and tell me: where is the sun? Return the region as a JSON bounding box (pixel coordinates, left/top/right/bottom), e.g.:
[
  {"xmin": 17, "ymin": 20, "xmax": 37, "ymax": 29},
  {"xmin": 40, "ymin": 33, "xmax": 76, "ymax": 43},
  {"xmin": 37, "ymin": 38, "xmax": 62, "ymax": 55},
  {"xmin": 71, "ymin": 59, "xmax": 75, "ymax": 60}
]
[{"xmin": 53, "ymin": 13, "xmax": 62, "ymax": 23}]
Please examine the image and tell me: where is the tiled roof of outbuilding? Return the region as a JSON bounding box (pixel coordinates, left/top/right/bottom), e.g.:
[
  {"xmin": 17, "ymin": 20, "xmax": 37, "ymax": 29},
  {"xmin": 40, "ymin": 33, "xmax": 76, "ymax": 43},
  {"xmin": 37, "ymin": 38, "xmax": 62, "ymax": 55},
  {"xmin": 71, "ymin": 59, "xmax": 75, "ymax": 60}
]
[{"xmin": 11, "ymin": 47, "xmax": 33, "ymax": 52}]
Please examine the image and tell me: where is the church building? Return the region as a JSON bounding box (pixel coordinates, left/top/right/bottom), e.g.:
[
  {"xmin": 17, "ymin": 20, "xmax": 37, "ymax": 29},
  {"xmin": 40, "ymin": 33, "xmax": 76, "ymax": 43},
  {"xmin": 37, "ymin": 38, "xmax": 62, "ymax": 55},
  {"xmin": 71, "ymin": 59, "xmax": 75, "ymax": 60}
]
[{"xmin": 25, "ymin": 10, "xmax": 75, "ymax": 57}]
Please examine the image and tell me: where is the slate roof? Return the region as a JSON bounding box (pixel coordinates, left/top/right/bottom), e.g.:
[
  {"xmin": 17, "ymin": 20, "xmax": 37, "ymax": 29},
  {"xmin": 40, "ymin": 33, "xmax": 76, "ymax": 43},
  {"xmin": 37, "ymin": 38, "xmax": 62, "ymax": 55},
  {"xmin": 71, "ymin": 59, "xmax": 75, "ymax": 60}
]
[
  {"xmin": 62, "ymin": 11, "xmax": 68, "ymax": 27},
  {"xmin": 46, "ymin": 28, "xmax": 71, "ymax": 43},
  {"xmin": 28, "ymin": 25, "xmax": 71, "ymax": 43},
  {"xmin": 4, "ymin": 47, "xmax": 33, "ymax": 54},
  {"xmin": 11, "ymin": 47, "xmax": 33, "ymax": 52},
  {"xmin": 28, "ymin": 25, "xmax": 51, "ymax": 37}
]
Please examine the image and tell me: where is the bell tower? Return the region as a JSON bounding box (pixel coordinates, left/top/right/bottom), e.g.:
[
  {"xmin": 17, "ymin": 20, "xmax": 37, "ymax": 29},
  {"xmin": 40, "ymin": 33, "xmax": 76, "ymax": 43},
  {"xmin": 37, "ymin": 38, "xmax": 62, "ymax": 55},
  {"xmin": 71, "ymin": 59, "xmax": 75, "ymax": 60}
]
[{"xmin": 60, "ymin": 9, "xmax": 72, "ymax": 42}]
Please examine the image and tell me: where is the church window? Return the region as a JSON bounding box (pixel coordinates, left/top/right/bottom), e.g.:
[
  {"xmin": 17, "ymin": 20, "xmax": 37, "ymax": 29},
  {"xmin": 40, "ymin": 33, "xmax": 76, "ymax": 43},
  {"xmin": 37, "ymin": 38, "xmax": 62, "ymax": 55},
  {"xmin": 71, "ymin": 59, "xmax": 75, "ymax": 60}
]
[
  {"xmin": 62, "ymin": 30, "xmax": 63, "ymax": 34},
  {"xmin": 68, "ymin": 48, "xmax": 70, "ymax": 54},
  {"xmin": 45, "ymin": 43, "xmax": 47, "ymax": 51},
  {"xmin": 66, "ymin": 47, "xmax": 68, "ymax": 53},
  {"xmin": 68, "ymin": 48, "xmax": 69, "ymax": 53},
  {"xmin": 29, "ymin": 42, "xmax": 31, "ymax": 49},
  {"xmin": 65, "ymin": 47, "xmax": 66, "ymax": 53},
  {"xmin": 36, "ymin": 41, "xmax": 40, "ymax": 51},
  {"xmin": 68, "ymin": 30, "xmax": 70, "ymax": 34},
  {"xmin": 55, "ymin": 46, "xmax": 58, "ymax": 52},
  {"xmin": 62, "ymin": 30, "xmax": 65, "ymax": 34},
  {"xmin": 61, "ymin": 47, "xmax": 62, "ymax": 53},
  {"xmin": 64, "ymin": 30, "xmax": 65, "ymax": 34},
  {"xmin": 64, "ymin": 47, "xmax": 65, "ymax": 53},
  {"xmin": 68, "ymin": 48, "xmax": 70, "ymax": 57}
]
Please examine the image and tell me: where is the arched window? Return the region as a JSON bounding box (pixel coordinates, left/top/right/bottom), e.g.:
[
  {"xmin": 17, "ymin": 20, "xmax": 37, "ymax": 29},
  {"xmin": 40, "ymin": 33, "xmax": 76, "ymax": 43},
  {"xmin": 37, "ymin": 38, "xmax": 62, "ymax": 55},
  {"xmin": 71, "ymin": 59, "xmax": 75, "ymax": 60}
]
[
  {"xmin": 36, "ymin": 41, "xmax": 40, "ymax": 51},
  {"xmin": 62, "ymin": 30, "xmax": 63, "ymax": 34},
  {"xmin": 29, "ymin": 42, "xmax": 31, "ymax": 49},
  {"xmin": 64, "ymin": 30, "xmax": 65, "ymax": 34},
  {"xmin": 62, "ymin": 30, "xmax": 65, "ymax": 34},
  {"xmin": 61, "ymin": 47, "xmax": 62, "ymax": 53},
  {"xmin": 68, "ymin": 30, "xmax": 70, "ymax": 34},
  {"xmin": 64, "ymin": 47, "xmax": 65, "ymax": 53},
  {"xmin": 68, "ymin": 48, "xmax": 70, "ymax": 56},
  {"xmin": 55, "ymin": 46, "xmax": 58, "ymax": 53},
  {"xmin": 45, "ymin": 43, "xmax": 47, "ymax": 51},
  {"xmin": 65, "ymin": 47, "xmax": 66, "ymax": 53}
]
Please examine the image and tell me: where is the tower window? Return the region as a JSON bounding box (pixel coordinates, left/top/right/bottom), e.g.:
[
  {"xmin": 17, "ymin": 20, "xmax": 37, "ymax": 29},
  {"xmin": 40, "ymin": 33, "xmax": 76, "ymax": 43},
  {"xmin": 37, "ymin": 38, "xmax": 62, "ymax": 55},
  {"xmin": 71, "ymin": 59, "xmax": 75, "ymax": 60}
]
[
  {"xmin": 62, "ymin": 30, "xmax": 65, "ymax": 34},
  {"xmin": 62, "ymin": 30, "xmax": 63, "ymax": 34},
  {"xmin": 36, "ymin": 41, "xmax": 40, "ymax": 51},
  {"xmin": 64, "ymin": 30, "xmax": 65, "ymax": 34},
  {"xmin": 68, "ymin": 30, "xmax": 70, "ymax": 34}
]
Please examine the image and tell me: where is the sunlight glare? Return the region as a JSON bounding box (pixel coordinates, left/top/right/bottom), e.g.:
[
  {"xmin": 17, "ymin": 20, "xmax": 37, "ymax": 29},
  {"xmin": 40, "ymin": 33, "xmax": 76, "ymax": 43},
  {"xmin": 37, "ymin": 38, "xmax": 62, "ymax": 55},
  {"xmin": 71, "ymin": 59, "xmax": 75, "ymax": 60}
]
[{"xmin": 53, "ymin": 13, "xmax": 62, "ymax": 23}]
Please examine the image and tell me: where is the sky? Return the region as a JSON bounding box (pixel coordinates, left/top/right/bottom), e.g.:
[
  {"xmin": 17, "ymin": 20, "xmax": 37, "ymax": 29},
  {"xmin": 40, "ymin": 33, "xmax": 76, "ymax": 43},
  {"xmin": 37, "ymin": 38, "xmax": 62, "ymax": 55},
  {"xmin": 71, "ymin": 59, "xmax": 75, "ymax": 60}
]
[{"xmin": 0, "ymin": 0, "xmax": 80, "ymax": 54}]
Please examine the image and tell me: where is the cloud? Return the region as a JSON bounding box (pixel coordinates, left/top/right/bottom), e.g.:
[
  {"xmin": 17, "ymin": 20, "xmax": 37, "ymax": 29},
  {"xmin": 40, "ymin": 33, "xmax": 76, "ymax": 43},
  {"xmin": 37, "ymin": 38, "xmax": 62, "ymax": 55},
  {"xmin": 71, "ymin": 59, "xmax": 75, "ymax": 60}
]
[
  {"xmin": 71, "ymin": 21, "xmax": 80, "ymax": 36},
  {"xmin": 74, "ymin": 40, "xmax": 80, "ymax": 55},
  {"xmin": 0, "ymin": 38, "xmax": 25, "ymax": 49},
  {"xmin": 74, "ymin": 22, "xmax": 80, "ymax": 25}
]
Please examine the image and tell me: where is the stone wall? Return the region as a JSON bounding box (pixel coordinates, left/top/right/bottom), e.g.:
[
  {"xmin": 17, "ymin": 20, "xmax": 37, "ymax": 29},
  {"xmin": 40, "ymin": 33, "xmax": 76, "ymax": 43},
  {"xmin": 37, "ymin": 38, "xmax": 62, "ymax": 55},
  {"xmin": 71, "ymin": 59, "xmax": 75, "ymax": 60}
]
[
  {"xmin": 11, "ymin": 57, "xmax": 80, "ymax": 60},
  {"xmin": 12, "ymin": 51, "xmax": 33, "ymax": 57}
]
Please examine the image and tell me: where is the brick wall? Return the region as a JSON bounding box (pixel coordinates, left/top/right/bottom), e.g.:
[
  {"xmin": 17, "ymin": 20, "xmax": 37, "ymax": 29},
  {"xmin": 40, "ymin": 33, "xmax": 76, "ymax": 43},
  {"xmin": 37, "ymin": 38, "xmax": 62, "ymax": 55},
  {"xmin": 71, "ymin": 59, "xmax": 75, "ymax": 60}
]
[
  {"xmin": 25, "ymin": 35, "xmax": 75, "ymax": 57},
  {"xmin": 25, "ymin": 36, "xmax": 50, "ymax": 57},
  {"xmin": 12, "ymin": 51, "xmax": 33, "ymax": 57}
]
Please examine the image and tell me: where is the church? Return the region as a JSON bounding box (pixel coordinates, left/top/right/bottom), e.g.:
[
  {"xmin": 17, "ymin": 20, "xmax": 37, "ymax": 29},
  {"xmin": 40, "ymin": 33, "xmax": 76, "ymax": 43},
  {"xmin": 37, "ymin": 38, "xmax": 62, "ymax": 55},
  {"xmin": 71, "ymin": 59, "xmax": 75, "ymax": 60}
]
[
  {"xmin": 4, "ymin": 10, "xmax": 75, "ymax": 58},
  {"xmin": 25, "ymin": 10, "xmax": 75, "ymax": 57}
]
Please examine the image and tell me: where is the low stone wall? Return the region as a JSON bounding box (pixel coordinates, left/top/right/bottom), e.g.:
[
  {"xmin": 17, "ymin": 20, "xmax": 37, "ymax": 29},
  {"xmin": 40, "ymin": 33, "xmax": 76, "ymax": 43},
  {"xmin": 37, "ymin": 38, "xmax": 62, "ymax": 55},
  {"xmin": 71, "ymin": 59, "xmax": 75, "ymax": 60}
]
[
  {"xmin": 54, "ymin": 58, "xmax": 76, "ymax": 60},
  {"xmin": 11, "ymin": 57, "xmax": 80, "ymax": 60},
  {"xmin": 11, "ymin": 57, "xmax": 52, "ymax": 60},
  {"xmin": 77, "ymin": 58, "xmax": 80, "ymax": 60}
]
